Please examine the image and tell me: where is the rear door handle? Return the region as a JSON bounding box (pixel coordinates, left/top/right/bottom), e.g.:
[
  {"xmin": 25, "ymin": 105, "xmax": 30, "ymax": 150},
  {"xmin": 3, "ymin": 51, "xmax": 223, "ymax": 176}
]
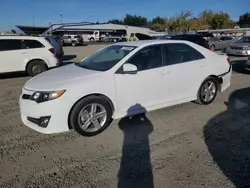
[{"xmin": 160, "ymin": 69, "xmax": 169, "ymax": 75}]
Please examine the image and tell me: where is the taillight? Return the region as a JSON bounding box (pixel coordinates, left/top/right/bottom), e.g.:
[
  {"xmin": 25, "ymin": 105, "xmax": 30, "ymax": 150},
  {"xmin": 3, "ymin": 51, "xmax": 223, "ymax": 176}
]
[
  {"xmin": 227, "ymin": 57, "xmax": 230, "ymax": 63},
  {"xmin": 49, "ymin": 48, "xmax": 55, "ymax": 54}
]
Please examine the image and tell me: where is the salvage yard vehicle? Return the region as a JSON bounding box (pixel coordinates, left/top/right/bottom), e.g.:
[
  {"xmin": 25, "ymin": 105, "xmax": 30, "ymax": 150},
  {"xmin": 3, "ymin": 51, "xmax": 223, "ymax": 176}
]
[
  {"xmin": 208, "ymin": 36, "xmax": 235, "ymax": 51},
  {"xmin": 158, "ymin": 34, "xmax": 210, "ymax": 49},
  {"xmin": 19, "ymin": 40, "xmax": 232, "ymax": 137},
  {"xmin": 0, "ymin": 36, "xmax": 62, "ymax": 77},
  {"xmin": 88, "ymin": 30, "xmax": 127, "ymax": 42},
  {"xmin": 226, "ymin": 36, "xmax": 250, "ymax": 56},
  {"xmin": 245, "ymin": 55, "xmax": 250, "ymax": 71},
  {"xmin": 62, "ymin": 35, "xmax": 84, "ymax": 46}
]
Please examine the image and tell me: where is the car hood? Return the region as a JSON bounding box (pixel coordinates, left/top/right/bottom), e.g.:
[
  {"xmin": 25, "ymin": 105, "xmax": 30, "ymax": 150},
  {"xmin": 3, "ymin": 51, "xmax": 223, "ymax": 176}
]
[
  {"xmin": 24, "ymin": 64, "xmax": 100, "ymax": 91},
  {"xmin": 230, "ymin": 42, "xmax": 250, "ymax": 47}
]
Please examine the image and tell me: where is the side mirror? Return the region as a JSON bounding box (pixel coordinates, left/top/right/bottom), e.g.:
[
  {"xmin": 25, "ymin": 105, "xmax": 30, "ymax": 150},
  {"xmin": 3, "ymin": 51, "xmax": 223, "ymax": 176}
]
[{"xmin": 122, "ymin": 63, "xmax": 138, "ymax": 74}]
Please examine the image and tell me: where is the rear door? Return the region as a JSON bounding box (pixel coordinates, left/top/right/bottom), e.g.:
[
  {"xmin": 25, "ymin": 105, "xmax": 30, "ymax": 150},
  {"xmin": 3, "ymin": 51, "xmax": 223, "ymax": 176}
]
[
  {"xmin": 0, "ymin": 39, "xmax": 26, "ymax": 73},
  {"xmin": 162, "ymin": 43, "xmax": 207, "ymax": 101},
  {"xmin": 22, "ymin": 39, "xmax": 47, "ymax": 63},
  {"xmin": 221, "ymin": 37, "xmax": 234, "ymax": 49}
]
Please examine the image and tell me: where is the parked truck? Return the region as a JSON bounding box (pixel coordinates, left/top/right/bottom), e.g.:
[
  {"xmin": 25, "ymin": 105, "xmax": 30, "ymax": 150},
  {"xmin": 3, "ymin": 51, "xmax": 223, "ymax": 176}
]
[{"xmin": 88, "ymin": 30, "xmax": 127, "ymax": 42}]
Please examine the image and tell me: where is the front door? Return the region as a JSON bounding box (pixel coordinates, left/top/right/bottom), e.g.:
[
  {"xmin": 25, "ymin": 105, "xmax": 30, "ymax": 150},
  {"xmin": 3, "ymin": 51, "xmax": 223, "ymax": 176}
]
[
  {"xmin": 0, "ymin": 39, "xmax": 25, "ymax": 73},
  {"xmin": 114, "ymin": 44, "xmax": 171, "ymax": 116}
]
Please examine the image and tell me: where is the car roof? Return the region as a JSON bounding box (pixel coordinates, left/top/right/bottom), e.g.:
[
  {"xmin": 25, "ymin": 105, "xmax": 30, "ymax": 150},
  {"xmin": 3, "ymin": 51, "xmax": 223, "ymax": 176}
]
[
  {"xmin": 114, "ymin": 39, "xmax": 197, "ymax": 47},
  {"xmin": 0, "ymin": 35, "xmax": 46, "ymax": 40}
]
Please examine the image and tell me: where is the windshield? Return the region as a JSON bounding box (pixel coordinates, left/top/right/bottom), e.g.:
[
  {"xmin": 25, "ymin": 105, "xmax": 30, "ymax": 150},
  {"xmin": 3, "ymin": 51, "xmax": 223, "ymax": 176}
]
[
  {"xmin": 157, "ymin": 35, "xmax": 172, "ymax": 40},
  {"xmin": 236, "ymin": 37, "xmax": 250, "ymax": 43},
  {"xmin": 76, "ymin": 45, "xmax": 137, "ymax": 71}
]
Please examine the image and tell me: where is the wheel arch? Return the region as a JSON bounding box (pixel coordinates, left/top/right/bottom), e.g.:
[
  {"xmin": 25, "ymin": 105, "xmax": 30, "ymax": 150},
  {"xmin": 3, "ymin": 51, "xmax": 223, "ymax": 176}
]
[
  {"xmin": 198, "ymin": 75, "xmax": 222, "ymax": 95},
  {"xmin": 208, "ymin": 75, "xmax": 222, "ymax": 91},
  {"xmin": 67, "ymin": 93, "xmax": 115, "ymax": 129},
  {"xmin": 25, "ymin": 59, "xmax": 48, "ymax": 72}
]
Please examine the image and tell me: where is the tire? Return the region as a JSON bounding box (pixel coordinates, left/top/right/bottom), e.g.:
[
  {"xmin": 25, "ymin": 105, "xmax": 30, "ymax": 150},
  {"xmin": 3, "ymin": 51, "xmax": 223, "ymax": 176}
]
[
  {"xmin": 210, "ymin": 45, "xmax": 215, "ymax": 52},
  {"xmin": 71, "ymin": 41, "xmax": 77, "ymax": 47},
  {"xmin": 69, "ymin": 96, "xmax": 113, "ymax": 137},
  {"xmin": 26, "ymin": 60, "xmax": 48, "ymax": 77},
  {"xmin": 113, "ymin": 38, "xmax": 117, "ymax": 42},
  {"xmin": 196, "ymin": 77, "xmax": 218, "ymax": 105},
  {"xmin": 90, "ymin": 38, "xmax": 94, "ymax": 42}
]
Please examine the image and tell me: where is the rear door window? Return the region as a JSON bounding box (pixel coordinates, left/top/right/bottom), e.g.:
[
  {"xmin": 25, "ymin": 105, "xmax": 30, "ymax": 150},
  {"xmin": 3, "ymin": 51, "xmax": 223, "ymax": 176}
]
[
  {"xmin": 164, "ymin": 43, "xmax": 205, "ymax": 65},
  {"xmin": 0, "ymin": 39, "xmax": 23, "ymax": 51},
  {"xmin": 23, "ymin": 40, "xmax": 44, "ymax": 49}
]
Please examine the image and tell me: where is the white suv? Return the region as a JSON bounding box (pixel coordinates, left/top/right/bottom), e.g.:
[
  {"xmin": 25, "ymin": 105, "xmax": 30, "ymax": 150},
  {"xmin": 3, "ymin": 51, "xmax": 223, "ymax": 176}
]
[{"xmin": 0, "ymin": 36, "xmax": 62, "ymax": 77}]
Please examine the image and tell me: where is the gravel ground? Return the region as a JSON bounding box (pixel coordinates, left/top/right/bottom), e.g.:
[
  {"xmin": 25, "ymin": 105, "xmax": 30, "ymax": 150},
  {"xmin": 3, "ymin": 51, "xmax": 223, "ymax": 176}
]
[{"xmin": 0, "ymin": 45, "xmax": 250, "ymax": 188}]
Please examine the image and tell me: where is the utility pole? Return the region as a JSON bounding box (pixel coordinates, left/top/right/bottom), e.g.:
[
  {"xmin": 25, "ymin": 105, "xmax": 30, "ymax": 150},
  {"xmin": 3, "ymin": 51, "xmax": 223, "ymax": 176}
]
[
  {"xmin": 60, "ymin": 13, "xmax": 63, "ymax": 23},
  {"xmin": 33, "ymin": 16, "xmax": 35, "ymax": 26},
  {"xmin": 48, "ymin": 22, "xmax": 52, "ymax": 35}
]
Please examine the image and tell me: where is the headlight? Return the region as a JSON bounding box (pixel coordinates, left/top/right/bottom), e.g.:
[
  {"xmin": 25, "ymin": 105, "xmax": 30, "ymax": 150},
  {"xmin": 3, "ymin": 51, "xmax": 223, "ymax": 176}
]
[
  {"xmin": 243, "ymin": 46, "xmax": 248, "ymax": 50},
  {"xmin": 30, "ymin": 90, "xmax": 66, "ymax": 103}
]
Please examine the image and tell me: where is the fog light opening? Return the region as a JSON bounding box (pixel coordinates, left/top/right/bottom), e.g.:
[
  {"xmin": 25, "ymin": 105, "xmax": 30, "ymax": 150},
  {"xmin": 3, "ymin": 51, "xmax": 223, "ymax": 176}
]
[{"xmin": 39, "ymin": 116, "xmax": 51, "ymax": 128}]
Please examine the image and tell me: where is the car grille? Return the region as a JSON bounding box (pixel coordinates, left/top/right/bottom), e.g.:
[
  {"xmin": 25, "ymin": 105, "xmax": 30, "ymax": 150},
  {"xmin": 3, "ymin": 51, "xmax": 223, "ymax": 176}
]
[
  {"xmin": 230, "ymin": 46, "xmax": 243, "ymax": 50},
  {"xmin": 22, "ymin": 94, "xmax": 31, "ymax": 100}
]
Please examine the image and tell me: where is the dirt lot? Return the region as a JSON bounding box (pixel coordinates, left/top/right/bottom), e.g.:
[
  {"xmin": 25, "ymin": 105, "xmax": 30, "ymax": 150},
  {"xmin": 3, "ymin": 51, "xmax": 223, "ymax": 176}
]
[{"xmin": 0, "ymin": 45, "xmax": 250, "ymax": 188}]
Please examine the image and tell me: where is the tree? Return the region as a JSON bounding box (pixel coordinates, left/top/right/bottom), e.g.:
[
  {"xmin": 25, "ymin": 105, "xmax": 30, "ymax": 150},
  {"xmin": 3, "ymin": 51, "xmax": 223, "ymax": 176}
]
[
  {"xmin": 199, "ymin": 10, "xmax": 234, "ymax": 29},
  {"xmin": 167, "ymin": 11, "xmax": 192, "ymax": 33},
  {"xmin": 210, "ymin": 12, "xmax": 232, "ymax": 29},
  {"xmin": 238, "ymin": 13, "xmax": 250, "ymax": 28},
  {"xmin": 152, "ymin": 16, "xmax": 167, "ymax": 25},
  {"xmin": 123, "ymin": 14, "xmax": 148, "ymax": 26},
  {"xmin": 108, "ymin": 19, "xmax": 123, "ymax": 24},
  {"xmin": 200, "ymin": 10, "xmax": 214, "ymax": 27},
  {"xmin": 151, "ymin": 16, "xmax": 167, "ymax": 32},
  {"xmin": 189, "ymin": 18, "xmax": 209, "ymax": 30}
]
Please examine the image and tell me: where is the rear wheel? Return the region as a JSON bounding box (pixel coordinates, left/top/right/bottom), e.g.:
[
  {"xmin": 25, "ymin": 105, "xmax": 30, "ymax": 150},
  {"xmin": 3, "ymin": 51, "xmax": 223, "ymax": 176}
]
[
  {"xmin": 210, "ymin": 45, "xmax": 215, "ymax": 52},
  {"xmin": 69, "ymin": 96, "xmax": 113, "ymax": 136},
  {"xmin": 71, "ymin": 41, "xmax": 77, "ymax": 47},
  {"xmin": 196, "ymin": 78, "xmax": 218, "ymax": 105},
  {"xmin": 26, "ymin": 60, "xmax": 47, "ymax": 77}
]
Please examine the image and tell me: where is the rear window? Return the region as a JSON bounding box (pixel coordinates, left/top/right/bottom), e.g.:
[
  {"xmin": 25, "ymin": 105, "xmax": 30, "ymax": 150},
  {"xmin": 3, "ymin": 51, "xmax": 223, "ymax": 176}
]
[
  {"xmin": 23, "ymin": 40, "xmax": 44, "ymax": 49},
  {"xmin": 45, "ymin": 37, "xmax": 60, "ymax": 46},
  {"xmin": 0, "ymin": 39, "xmax": 23, "ymax": 51}
]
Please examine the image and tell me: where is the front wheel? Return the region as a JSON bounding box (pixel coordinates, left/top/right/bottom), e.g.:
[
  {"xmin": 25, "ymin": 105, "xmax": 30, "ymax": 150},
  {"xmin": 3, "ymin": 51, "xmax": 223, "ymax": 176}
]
[
  {"xmin": 196, "ymin": 78, "xmax": 218, "ymax": 105},
  {"xmin": 209, "ymin": 45, "xmax": 215, "ymax": 52},
  {"xmin": 26, "ymin": 60, "xmax": 47, "ymax": 77},
  {"xmin": 69, "ymin": 96, "xmax": 113, "ymax": 136},
  {"xmin": 71, "ymin": 41, "xmax": 77, "ymax": 47}
]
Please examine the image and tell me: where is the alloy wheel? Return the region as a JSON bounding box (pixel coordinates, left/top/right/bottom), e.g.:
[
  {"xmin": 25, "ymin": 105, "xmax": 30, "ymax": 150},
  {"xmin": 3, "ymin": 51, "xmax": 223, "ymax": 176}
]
[
  {"xmin": 201, "ymin": 81, "xmax": 216, "ymax": 102},
  {"xmin": 77, "ymin": 103, "xmax": 107, "ymax": 133}
]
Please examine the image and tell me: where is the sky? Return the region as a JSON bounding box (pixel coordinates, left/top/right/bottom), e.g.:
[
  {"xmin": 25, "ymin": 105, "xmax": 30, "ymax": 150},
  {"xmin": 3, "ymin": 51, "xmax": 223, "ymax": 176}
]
[{"xmin": 0, "ymin": 0, "xmax": 249, "ymax": 31}]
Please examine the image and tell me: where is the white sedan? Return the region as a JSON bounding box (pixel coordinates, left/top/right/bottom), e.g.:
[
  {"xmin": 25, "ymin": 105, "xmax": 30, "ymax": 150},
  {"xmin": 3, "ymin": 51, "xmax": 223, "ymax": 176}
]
[{"xmin": 19, "ymin": 40, "xmax": 232, "ymax": 136}]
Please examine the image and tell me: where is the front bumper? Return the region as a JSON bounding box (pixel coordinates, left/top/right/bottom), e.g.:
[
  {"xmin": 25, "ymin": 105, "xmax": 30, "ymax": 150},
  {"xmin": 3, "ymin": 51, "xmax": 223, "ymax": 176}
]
[
  {"xmin": 245, "ymin": 60, "xmax": 250, "ymax": 71},
  {"xmin": 19, "ymin": 88, "xmax": 71, "ymax": 134},
  {"xmin": 218, "ymin": 65, "xmax": 232, "ymax": 92},
  {"xmin": 226, "ymin": 47, "xmax": 250, "ymax": 56}
]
